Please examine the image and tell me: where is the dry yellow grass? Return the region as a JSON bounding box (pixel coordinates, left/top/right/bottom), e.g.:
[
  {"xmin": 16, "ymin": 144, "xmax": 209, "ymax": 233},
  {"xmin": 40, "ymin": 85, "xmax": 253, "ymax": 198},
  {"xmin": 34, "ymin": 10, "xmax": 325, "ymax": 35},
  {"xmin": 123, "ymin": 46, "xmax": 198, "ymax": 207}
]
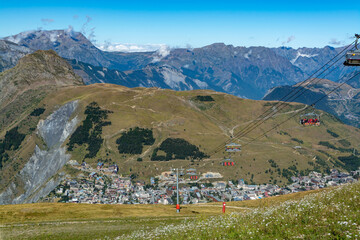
[
  {"xmin": 0, "ymin": 188, "xmax": 334, "ymax": 240},
  {"xmin": 0, "ymin": 189, "xmax": 323, "ymax": 225},
  {"xmin": 0, "ymin": 202, "xmax": 234, "ymax": 225}
]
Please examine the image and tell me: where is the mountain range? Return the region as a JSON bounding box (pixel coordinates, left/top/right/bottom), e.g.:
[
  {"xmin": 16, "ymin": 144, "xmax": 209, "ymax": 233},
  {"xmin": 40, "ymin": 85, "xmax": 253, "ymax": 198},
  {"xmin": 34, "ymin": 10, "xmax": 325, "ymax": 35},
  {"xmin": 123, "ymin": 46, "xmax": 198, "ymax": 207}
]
[
  {"xmin": 0, "ymin": 49, "xmax": 359, "ymax": 204},
  {"xmin": 1, "ymin": 29, "xmax": 357, "ymax": 100}
]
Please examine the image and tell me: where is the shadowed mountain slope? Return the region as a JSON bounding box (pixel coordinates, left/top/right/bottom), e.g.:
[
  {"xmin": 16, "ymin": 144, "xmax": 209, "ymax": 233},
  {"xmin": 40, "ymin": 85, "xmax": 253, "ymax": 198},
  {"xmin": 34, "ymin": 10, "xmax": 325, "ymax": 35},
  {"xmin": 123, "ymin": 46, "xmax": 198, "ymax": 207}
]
[{"xmin": 263, "ymin": 78, "xmax": 360, "ymax": 127}]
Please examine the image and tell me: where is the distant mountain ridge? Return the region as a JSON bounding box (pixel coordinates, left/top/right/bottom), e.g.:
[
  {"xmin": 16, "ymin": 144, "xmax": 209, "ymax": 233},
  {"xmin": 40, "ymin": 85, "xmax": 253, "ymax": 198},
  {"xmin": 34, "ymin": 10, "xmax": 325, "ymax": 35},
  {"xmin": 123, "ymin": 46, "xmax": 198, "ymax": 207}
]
[
  {"xmin": 1, "ymin": 29, "xmax": 357, "ymax": 99},
  {"xmin": 0, "ymin": 39, "xmax": 32, "ymax": 72},
  {"xmin": 263, "ymin": 78, "xmax": 360, "ymax": 128},
  {"xmin": 1, "ymin": 48, "xmax": 360, "ymax": 204}
]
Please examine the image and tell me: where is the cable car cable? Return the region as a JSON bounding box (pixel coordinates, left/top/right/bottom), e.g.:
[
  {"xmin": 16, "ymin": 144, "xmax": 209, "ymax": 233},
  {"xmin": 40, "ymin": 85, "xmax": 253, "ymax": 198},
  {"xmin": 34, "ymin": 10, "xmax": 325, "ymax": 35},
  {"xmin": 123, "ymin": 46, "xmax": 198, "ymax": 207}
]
[
  {"xmin": 209, "ymin": 44, "xmax": 355, "ymax": 155},
  {"xmin": 232, "ymin": 57, "xmax": 348, "ymax": 141},
  {"xmin": 241, "ymin": 70, "xmax": 360, "ymax": 148},
  {"xmin": 209, "ymin": 56, "xmax": 350, "ymax": 155},
  {"xmin": 208, "ymin": 45, "xmax": 355, "ymax": 155},
  {"xmin": 230, "ymin": 41, "xmax": 355, "ymax": 137},
  {"xmin": 232, "ymin": 44, "xmax": 354, "ymax": 138}
]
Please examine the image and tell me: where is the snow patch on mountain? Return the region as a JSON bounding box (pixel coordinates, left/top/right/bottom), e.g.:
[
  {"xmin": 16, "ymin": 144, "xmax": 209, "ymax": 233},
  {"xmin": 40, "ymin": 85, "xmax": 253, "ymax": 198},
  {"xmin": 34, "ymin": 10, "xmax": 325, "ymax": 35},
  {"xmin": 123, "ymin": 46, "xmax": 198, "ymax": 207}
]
[
  {"xmin": 97, "ymin": 70, "xmax": 105, "ymax": 77},
  {"xmin": 49, "ymin": 32, "xmax": 57, "ymax": 43},
  {"xmin": 290, "ymin": 52, "xmax": 319, "ymax": 64},
  {"xmin": 193, "ymin": 79, "xmax": 208, "ymax": 88},
  {"xmin": 244, "ymin": 50, "xmax": 252, "ymax": 59}
]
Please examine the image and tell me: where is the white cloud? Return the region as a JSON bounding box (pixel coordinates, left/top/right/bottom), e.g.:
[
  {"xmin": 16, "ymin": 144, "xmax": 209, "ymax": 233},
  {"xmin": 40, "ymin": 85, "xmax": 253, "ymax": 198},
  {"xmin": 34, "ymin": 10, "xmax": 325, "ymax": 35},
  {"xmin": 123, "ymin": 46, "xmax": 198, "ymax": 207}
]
[
  {"xmin": 41, "ymin": 18, "xmax": 54, "ymax": 25},
  {"xmin": 87, "ymin": 27, "xmax": 96, "ymax": 43},
  {"xmin": 65, "ymin": 25, "xmax": 77, "ymax": 38},
  {"xmin": 49, "ymin": 32, "xmax": 57, "ymax": 43},
  {"xmin": 97, "ymin": 42, "xmax": 168, "ymax": 53},
  {"xmin": 328, "ymin": 38, "xmax": 342, "ymax": 46},
  {"xmin": 282, "ymin": 35, "xmax": 295, "ymax": 45},
  {"xmin": 185, "ymin": 43, "xmax": 193, "ymax": 50},
  {"xmin": 81, "ymin": 15, "xmax": 92, "ymax": 34},
  {"xmin": 80, "ymin": 16, "xmax": 96, "ymax": 43},
  {"xmin": 152, "ymin": 45, "xmax": 171, "ymax": 63}
]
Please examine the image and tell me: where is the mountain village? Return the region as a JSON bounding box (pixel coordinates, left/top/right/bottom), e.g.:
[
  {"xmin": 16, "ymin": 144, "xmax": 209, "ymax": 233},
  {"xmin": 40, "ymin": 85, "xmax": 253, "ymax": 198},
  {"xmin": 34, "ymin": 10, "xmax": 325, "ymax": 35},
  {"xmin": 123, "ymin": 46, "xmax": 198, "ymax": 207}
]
[{"xmin": 45, "ymin": 160, "xmax": 360, "ymax": 205}]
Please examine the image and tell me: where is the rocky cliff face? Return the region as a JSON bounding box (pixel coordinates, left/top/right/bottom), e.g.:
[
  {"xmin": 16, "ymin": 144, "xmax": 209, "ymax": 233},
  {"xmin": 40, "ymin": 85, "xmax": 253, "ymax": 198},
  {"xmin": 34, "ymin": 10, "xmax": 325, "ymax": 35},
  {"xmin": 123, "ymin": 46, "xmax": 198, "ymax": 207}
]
[{"xmin": 0, "ymin": 100, "xmax": 79, "ymax": 204}]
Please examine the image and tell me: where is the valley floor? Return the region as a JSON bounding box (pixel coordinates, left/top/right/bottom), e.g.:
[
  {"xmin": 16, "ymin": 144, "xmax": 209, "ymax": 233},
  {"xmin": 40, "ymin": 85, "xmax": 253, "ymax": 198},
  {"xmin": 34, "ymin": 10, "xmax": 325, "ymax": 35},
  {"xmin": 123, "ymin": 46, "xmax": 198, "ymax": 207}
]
[{"xmin": 0, "ymin": 186, "xmax": 352, "ymax": 239}]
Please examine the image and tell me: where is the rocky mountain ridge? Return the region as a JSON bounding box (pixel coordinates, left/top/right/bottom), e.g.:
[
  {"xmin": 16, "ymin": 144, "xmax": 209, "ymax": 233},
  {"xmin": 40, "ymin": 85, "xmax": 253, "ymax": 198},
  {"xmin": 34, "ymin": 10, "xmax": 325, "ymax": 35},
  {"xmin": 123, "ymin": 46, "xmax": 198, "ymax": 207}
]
[
  {"xmin": 2, "ymin": 29, "xmax": 357, "ymax": 99},
  {"xmin": 0, "ymin": 49, "xmax": 83, "ymax": 109},
  {"xmin": 0, "ymin": 39, "xmax": 32, "ymax": 72}
]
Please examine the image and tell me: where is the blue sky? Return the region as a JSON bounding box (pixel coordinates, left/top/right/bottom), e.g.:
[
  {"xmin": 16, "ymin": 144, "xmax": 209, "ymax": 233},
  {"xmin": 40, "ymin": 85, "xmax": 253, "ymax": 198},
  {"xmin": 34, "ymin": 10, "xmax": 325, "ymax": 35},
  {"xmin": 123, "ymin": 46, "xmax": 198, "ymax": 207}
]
[{"xmin": 0, "ymin": 0, "xmax": 359, "ymax": 50}]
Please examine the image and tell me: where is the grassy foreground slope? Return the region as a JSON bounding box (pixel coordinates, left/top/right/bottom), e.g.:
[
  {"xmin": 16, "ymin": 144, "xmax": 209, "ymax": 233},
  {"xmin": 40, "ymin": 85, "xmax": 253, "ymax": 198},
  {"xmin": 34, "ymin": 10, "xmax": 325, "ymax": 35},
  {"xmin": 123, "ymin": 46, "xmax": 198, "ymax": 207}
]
[
  {"xmin": 123, "ymin": 182, "xmax": 360, "ymax": 239},
  {"xmin": 1, "ymin": 183, "xmax": 356, "ymax": 239},
  {"xmin": 0, "ymin": 188, "xmax": 327, "ymax": 240}
]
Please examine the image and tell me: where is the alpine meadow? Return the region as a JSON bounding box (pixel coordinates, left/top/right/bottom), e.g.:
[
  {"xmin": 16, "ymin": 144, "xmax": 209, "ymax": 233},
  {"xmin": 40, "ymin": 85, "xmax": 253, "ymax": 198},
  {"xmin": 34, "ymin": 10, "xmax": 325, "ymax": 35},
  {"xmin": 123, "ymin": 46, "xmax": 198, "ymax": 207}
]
[{"xmin": 1, "ymin": 2, "xmax": 360, "ymax": 239}]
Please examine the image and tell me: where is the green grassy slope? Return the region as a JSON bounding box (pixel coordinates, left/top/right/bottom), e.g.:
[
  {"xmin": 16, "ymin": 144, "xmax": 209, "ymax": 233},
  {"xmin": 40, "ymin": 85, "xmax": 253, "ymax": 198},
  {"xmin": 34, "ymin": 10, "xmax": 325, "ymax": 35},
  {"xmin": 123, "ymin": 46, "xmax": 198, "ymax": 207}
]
[
  {"xmin": 1, "ymin": 83, "xmax": 360, "ymax": 190},
  {"xmin": 122, "ymin": 182, "xmax": 360, "ymax": 239}
]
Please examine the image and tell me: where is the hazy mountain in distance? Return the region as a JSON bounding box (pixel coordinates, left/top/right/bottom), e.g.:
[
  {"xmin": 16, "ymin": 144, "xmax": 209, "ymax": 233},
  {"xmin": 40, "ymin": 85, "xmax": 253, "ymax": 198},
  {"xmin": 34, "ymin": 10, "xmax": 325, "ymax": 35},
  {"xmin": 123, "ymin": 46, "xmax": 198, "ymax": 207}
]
[
  {"xmin": 3, "ymin": 29, "xmax": 112, "ymax": 67},
  {"xmin": 0, "ymin": 39, "xmax": 32, "ymax": 72},
  {"xmin": 272, "ymin": 46, "xmax": 354, "ymax": 82},
  {"xmin": 2, "ymin": 29, "xmax": 155, "ymax": 70},
  {"xmin": 263, "ymin": 78, "xmax": 360, "ymax": 128},
  {"xmin": 2, "ymin": 29, "xmax": 358, "ymax": 99}
]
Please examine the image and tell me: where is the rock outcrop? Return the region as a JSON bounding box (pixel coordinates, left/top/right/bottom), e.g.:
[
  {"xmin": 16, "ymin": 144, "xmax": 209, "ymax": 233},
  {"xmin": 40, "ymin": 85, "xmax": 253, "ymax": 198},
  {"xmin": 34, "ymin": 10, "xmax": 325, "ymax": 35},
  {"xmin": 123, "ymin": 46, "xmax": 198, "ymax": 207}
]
[{"xmin": 0, "ymin": 100, "xmax": 79, "ymax": 204}]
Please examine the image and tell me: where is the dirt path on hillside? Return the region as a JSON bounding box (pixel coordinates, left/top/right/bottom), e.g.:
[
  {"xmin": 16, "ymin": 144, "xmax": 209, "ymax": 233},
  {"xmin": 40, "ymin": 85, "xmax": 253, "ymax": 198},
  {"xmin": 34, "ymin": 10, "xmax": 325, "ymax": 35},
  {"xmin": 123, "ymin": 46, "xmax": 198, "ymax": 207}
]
[
  {"xmin": 177, "ymin": 97, "xmax": 231, "ymax": 137},
  {"xmin": 103, "ymin": 129, "xmax": 126, "ymax": 151},
  {"xmin": 0, "ymin": 216, "xmax": 196, "ymax": 228}
]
